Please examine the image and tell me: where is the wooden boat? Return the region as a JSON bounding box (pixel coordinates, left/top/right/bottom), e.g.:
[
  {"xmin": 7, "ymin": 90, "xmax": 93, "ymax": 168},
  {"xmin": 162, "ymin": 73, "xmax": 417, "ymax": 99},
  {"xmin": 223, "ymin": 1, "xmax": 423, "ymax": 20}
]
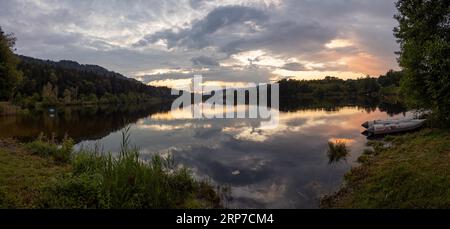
[{"xmin": 363, "ymin": 119, "xmax": 426, "ymax": 136}]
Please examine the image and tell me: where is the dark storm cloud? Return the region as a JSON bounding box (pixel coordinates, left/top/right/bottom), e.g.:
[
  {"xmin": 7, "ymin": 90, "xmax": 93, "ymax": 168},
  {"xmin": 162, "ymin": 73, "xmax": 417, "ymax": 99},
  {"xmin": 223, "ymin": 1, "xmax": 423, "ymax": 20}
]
[
  {"xmin": 191, "ymin": 56, "xmax": 220, "ymax": 67},
  {"xmin": 219, "ymin": 20, "xmax": 336, "ymax": 56},
  {"xmin": 136, "ymin": 5, "xmax": 336, "ymax": 58},
  {"xmin": 136, "ymin": 5, "xmax": 269, "ymax": 49}
]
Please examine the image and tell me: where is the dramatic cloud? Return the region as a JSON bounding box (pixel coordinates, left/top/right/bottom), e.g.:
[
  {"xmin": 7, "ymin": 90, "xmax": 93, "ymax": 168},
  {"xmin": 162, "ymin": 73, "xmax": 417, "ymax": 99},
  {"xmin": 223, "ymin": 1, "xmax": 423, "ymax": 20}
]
[
  {"xmin": 191, "ymin": 56, "xmax": 220, "ymax": 67},
  {"xmin": 135, "ymin": 5, "xmax": 270, "ymax": 49},
  {"xmin": 0, "ymin": 0, "xmax": 400, "ymax": 88}
]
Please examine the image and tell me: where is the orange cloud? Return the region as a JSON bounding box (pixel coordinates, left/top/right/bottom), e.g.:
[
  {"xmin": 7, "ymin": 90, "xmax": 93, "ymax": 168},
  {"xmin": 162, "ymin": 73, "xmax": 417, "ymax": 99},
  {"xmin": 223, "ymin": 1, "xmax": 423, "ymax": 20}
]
[{"xmin": 343, "ymin": 52, "xmax": 386, "ymax": 76}]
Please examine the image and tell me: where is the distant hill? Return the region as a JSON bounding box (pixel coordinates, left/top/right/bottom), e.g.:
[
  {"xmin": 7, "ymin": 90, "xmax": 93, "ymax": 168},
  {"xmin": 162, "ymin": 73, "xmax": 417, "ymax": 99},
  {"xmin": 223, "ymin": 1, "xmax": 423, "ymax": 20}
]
[
  {"xmin": 15, "ymin": 55, "xmax": 173, "ymax": 106},
  {"xmin": 19, "ymin": 56, "xmax": 131, "ymax": 81}
]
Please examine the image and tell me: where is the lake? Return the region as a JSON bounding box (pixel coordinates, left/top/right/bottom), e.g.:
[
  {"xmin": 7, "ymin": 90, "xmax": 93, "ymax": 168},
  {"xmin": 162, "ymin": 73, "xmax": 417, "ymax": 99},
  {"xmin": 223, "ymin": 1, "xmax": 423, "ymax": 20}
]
[{"xmin": 0, "ymin": 100, "xmax": 408, "ymax": 208}]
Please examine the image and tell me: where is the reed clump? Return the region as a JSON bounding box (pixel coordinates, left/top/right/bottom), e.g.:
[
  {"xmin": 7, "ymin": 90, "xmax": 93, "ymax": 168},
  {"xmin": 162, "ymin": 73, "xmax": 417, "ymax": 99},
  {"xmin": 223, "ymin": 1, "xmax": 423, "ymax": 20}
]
[
  {"xmin": 25, "ymin": 128, "xmax": 221, "ymax": 209},
  {"xmin": 327, "ymin": 140, "xmax": 349, "ymax": 164}
]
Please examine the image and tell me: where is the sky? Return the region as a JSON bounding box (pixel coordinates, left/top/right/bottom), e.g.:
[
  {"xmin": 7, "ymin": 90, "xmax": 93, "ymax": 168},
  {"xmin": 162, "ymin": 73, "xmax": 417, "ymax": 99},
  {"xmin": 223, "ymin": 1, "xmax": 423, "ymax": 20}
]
[{"xmin": 0, "ymin": 0, "xmax": 401, "ymax": 89}]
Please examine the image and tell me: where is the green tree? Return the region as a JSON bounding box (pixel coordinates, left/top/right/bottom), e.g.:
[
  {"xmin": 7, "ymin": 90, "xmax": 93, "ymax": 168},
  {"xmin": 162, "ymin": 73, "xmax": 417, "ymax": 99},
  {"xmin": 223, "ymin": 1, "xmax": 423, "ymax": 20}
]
[
  {"xmin": 394, "ymin": 0, "xmax": 450, "ymax": 124},
  {"xmin": 378, "ymin": 70, "xmax": 403, "ymax": 87},
  {"xmin": 358, "ymin": 76, "xmax": 380, "ymax": 95},
  {"xmin": 86, "ymin": 93, "xmax": 98, "ymax": 103},
  {"xmin": 42, "ymin": 82, "xmax": 58, "ymax": 105},
  {"xmin": 0, "ymin": 27, "xmax": 22, "ymax": 100}
]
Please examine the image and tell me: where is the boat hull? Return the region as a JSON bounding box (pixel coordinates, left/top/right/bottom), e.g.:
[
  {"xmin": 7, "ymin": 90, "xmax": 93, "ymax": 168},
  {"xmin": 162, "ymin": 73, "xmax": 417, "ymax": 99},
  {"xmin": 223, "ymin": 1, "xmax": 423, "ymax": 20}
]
[
  {"xmin": 365, "ymin": 119, "xmax": 426, "ymax": 135},
  {"xmin": 361, "ymin": 118, "xmax": 414, "ymax": 129}
]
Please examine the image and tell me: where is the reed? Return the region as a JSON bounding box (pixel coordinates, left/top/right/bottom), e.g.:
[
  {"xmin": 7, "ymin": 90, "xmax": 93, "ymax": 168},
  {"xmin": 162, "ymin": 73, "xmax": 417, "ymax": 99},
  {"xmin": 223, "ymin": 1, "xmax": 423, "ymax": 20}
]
[
  {"xmin": 327, "ymin": 140, "xmax": 349, "ymax": 164},
  {"xmin": 35, "ymin": 128, "xmax": 221, "ymax": 209}
]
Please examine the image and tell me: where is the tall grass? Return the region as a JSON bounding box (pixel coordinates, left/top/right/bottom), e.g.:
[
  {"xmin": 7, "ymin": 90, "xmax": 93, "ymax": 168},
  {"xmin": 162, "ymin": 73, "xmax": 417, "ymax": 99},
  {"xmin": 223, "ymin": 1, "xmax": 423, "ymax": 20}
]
[
  {"xmin": 25, "ymin": 133, "xmax": 74, "ymax": 163},
  {"xmin": 30, "ymin": 128, "xmax": 222, "ymax": 209}
]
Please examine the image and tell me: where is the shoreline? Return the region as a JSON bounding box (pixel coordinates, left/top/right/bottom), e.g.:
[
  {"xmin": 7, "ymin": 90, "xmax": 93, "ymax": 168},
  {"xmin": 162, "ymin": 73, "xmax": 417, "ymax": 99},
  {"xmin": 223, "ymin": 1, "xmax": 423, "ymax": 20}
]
[{"xmin": 321, "ymin": 128, "xmax": 450, "ymax": 208}]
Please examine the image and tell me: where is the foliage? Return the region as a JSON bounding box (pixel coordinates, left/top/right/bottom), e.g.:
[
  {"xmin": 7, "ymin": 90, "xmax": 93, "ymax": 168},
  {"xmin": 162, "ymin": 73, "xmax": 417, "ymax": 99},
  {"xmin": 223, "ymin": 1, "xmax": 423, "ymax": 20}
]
[
  {"xmin": 377, "ymin": 70, "xmax": 403, "ymax": 88},
  {"xmin": 41, "ymin": 82, "xmax": 59, "ymax": 106},
  {"xmin": 394, "ymin": 0, "xmax": 450, "ymax": 125},
  {"xmin": 0, "ymin": 27, "xmax": 22, "ymax": 101},
  {"xmin": 38, "ymin": 173, "xmax": 106, "ymax": 209}
]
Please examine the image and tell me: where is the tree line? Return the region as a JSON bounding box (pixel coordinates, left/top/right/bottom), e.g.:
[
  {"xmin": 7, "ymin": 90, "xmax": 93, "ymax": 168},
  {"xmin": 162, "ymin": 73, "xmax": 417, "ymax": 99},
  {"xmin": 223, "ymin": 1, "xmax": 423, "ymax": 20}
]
[
  {"xmin": 0, "ymin": 27, "xmax": 173, "ymax": 108},
  {"xmin": 277, "ymin": 70, "xmax": 402, "ymax": 100}
]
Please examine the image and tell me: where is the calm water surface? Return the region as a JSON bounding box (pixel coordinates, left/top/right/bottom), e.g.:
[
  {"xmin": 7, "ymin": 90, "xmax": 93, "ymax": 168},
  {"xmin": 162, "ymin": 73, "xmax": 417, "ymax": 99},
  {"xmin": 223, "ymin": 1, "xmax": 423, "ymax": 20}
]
[{"xmin": 0, "ymin": 102, "xmax": 408, "ymax": 208}]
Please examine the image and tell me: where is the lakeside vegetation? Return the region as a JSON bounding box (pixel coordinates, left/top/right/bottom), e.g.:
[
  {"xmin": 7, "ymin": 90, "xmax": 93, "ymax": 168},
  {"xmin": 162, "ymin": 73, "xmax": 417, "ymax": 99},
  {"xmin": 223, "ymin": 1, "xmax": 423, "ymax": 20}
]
[
  {"xmin": 0, "ymin": 130, "xmax": 222, "ymax": 209},
  {"xmin": 327, "ymin": 140, "xmax": 349, "ymax": 165},
  {"xmin": 322, "ymin": 128, "xmax": 450, "ymax": 208}
]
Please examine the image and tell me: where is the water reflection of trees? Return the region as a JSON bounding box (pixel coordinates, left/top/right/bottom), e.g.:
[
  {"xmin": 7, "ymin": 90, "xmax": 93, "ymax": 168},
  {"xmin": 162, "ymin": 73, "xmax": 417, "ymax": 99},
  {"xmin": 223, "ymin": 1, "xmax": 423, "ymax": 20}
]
[
  {"xmin": 279, "ymin": 96, "xmax": 407, "ymax": 116},
  {"xmin": 0, "ymin": 102, "xmax": 172, "ymax": 142},
  {"xmin": 0, "ymin": 96, "xmax": 407, "ymax": 143}
]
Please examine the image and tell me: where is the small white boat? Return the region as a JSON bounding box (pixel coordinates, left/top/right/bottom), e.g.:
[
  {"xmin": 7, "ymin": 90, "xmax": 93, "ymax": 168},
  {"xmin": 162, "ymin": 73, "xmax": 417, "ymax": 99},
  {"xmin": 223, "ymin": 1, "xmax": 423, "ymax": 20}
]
[
  {"xmin": 364, "ymin": 119, "xmax": 426, "ymax": 135},
  {"xmin": 361, "ymin": 118, "xmax": 414, "ymax": 129}
]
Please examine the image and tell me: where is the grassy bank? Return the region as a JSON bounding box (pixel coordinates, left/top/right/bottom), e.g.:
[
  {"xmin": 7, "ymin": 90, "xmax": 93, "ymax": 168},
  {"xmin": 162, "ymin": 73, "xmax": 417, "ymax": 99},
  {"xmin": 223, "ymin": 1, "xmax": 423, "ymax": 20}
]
[
  {"xmin": 0, "ymin": 138, "xmax": 70, "ymax": 208},
  {"xmin": 0, "ymin": 131, "xmax": 222, "ymax": 209},
  {"xmin": 322, "ymin": 128, "xmax": 450, "ymax": 208}
]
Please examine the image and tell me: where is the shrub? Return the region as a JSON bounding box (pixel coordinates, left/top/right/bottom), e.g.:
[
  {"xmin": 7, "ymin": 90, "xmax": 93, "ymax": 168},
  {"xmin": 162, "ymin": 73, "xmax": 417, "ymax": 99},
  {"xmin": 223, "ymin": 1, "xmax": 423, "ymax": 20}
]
[
  {"xmin": 38, "ymin": 174, "xmax": 106, "ymax": 209},
  {"xmin": 71, "ymin": 149, "xmax": 107, "ymax": 175}
]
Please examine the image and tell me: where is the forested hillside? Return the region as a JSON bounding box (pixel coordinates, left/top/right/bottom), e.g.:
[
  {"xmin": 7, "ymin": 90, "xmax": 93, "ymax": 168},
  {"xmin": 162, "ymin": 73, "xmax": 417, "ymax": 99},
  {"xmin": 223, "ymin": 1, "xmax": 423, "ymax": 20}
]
[{"xmin": 13, "ymin": 56, "xmax": 173, "ymax": 107}]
